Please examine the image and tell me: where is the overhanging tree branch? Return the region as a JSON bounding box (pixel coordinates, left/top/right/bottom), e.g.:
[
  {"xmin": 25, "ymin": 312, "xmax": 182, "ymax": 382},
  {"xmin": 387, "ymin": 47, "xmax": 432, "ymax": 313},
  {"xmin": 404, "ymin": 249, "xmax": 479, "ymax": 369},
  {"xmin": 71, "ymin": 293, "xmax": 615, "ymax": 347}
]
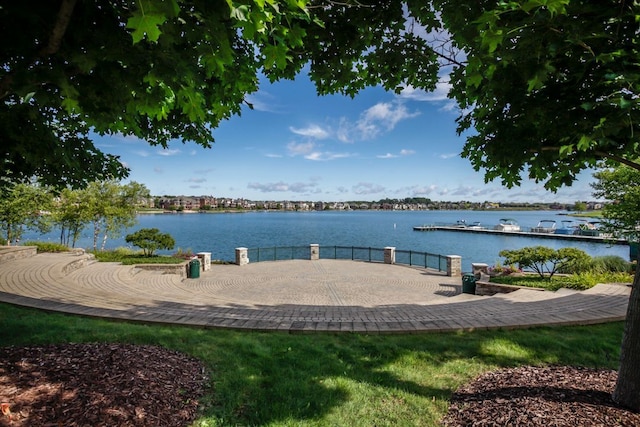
[
  {"xmin": 41, "ymin": 0, "xmax": 78, "ymax": 56},
  {"xmin": 0, "ymin": 0, "xmax": 77, "ymax": 100}
]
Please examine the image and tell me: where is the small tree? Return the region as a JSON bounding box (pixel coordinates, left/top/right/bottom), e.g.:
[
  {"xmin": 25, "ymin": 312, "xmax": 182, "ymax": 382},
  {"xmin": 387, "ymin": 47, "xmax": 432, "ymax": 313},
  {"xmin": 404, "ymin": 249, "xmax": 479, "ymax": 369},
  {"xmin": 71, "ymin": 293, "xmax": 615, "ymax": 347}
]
[
  {"xmin": 0, "ymin": 183, "xmax": 53, "ymax": 245},
  {"xmin": 125, "ymin": 228, "xmax": 175, "ymax": 257},
  {"xmin": 499, "ymin": 246, "xmax": 591, "ymax": 279}
]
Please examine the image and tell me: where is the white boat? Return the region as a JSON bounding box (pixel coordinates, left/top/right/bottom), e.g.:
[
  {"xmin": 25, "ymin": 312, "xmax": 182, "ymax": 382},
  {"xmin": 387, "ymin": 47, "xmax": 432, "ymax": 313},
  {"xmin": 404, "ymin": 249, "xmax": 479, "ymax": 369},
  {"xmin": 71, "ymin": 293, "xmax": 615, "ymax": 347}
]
[
  {"xmin": 531, "ymin": 220, "xmax": 557, "ymax": 233},
  {"xmin": 494, "ymin": 218, "xmax": 520, "ymax": 232},
  {"xmin": 468, "ymin": 221, "xmax": 485, "ymax": 229}
]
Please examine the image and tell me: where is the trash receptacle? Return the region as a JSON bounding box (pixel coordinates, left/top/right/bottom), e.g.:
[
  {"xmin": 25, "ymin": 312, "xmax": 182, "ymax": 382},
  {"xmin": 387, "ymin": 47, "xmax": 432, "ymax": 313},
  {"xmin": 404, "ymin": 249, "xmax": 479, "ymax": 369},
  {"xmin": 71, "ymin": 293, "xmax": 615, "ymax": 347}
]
[
  {"xmin": 189, "ymin": 258, "xmax": 201, "ymax": 279},
  {"xmin": 462, "ymin": 274, "xmax": 476, "ymax": 294}
]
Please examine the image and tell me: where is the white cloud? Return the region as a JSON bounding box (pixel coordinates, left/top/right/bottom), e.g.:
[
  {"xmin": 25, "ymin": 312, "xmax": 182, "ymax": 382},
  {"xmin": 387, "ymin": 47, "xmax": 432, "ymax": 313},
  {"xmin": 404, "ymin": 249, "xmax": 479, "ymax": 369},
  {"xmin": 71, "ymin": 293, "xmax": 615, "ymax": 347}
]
[
  {"xmin": 187, "ymin": 177, "xmax": 207, "ymax": 183},
  {"xmin": 287, "ymin": 141, "xmax": 316, "ymax": 156},
  {"xmin": 289, "ymin": 124, "xmax": 330, "ymax": 139},
  {"xmin": 338, "ymin": 102, "xmax": 420, "ymax": 142},
  {"xmin": 265, "ymin": 153, "xmax": 283, "ymax": 158},
  {"xmin": 377, "ymin": 149, "xmax": 415, "ymax": 159},
  {"xmin": 408, "ymin": 185, "xmax": 439, "ymax": 196},
  {"xmin": 352, "ymin": 182, "xmax": 386, "ymax": 195},
  {"xmin": 194, "ymin": 168, "xmax": 215, "ymax": 174},
  {"xmin": 157, "ymin": 148, "xmax": 181, "ymax": 156},
  {"xmin": 357, "ymin": 102, "xmax": 420, "ymax": 138},
  {"xmin": 245, "ymin": 92, "xmax": 279, "ymax": 113},
  {"xmin": 440, "ymin": 152, "xmax": 459, "ymax": 159},
  {"xmin": 133, "ymin": 150, "xmax": 150, "ymax": 157},
  {"xmin": 247, "ymin": 180, "xmax": 319, "ymax": 193},
  {"xmin": 285, "ymin": 140, "xmax": 353, "ymax": 161},
  {"xmin": 305, "ymin": 151, "xmax": 353, "ymax": 161}
]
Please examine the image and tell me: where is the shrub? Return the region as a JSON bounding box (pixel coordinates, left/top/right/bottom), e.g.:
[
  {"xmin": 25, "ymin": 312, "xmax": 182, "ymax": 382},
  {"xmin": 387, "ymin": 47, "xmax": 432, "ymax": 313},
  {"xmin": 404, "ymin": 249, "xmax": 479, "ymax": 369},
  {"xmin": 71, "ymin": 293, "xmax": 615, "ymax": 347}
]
[
  {"xmin": 22, "ymin": 241, "xmax": 70, "ymax": 253},
  {"xmin": 491, "ymin": 271, "xmax": 633, "ymax": 291},
  {"xmin": 589, "ymin": 255, "xmax": 632, "ymax": 273},
  {"xmin": 499, "ymin": 246, "xmax": 591, "ymax": 279},
  {"xmin": 173, "ymin": 248, "xmax": 195, "ymax": 259},
  {"xmin": 125, "ymin": 228, "xmax": 175, "ymax": 257},
  {"xmin": 488, "ymin": 261, "xmax": 521, "ymax": 276}
]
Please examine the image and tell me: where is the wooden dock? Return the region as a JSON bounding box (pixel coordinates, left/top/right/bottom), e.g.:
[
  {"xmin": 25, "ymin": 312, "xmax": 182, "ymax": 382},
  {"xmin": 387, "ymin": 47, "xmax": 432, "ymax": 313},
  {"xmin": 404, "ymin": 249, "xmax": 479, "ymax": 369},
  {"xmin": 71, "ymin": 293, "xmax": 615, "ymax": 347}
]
[{"xmin": 412, "ymin": 225, "xmax": 628, "ymax": 245}]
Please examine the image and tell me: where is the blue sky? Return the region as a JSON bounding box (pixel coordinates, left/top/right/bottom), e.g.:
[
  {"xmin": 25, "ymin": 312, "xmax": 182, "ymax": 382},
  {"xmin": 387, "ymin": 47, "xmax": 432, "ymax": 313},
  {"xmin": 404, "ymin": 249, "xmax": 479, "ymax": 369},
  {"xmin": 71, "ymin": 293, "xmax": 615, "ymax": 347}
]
[{"xmin": 94, "ymin": 73, "xmax": 597, "ymax": 203}]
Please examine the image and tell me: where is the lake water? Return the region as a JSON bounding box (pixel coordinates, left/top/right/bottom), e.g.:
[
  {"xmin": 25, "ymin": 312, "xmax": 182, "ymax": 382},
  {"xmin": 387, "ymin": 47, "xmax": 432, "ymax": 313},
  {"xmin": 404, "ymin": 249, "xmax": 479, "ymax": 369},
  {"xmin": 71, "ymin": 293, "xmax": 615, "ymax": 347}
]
[{"xmin": 25, "ymin": 210, "xmax": 629, "ymax": 270}]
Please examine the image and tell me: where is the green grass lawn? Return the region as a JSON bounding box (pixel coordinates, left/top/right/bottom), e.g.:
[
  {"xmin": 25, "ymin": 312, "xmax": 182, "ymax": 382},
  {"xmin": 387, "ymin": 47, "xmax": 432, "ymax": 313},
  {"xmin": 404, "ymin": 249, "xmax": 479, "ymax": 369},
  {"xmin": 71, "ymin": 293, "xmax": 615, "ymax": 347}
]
[{"xmin": 0, "ymin": 303, "xmax": 624, "ymax": 426}]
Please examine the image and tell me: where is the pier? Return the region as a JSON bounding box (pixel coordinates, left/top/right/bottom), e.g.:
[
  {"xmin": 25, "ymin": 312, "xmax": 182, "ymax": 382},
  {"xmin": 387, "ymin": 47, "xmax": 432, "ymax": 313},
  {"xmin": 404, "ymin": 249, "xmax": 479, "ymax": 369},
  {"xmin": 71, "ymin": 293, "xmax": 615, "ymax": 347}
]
[{"xmin": 413, "ymin": 224, "xmax": 628, "ymax": 245}]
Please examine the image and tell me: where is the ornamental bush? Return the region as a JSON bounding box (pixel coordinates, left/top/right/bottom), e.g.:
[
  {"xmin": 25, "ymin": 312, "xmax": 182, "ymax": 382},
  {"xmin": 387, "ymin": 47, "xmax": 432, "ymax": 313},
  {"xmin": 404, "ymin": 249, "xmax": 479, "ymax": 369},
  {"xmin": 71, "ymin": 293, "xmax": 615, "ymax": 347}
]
[
  {"xmin": 498, "ymin": 246, "xmax": 591, "ymax": 279},
  {"xmin": 125, "ymin": 228, "xmax": 175, "ymax": 257}
]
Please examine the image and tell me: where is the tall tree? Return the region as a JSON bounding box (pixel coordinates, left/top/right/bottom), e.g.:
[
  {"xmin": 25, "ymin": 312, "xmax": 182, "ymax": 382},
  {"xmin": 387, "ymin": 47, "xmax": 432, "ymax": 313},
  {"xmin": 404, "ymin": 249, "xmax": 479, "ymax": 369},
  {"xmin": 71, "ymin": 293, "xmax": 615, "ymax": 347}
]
[
  {"xmin": 51, "ymin": 187, "xmax": 94, "ymax": 247},
  {"xmin": 82, "ymin": 181, "xmax": 150, "ymax": 251},
  {"xmin": 592, "ymin": 166, "xmax": 640, "ymax": 241},
  {"xmin": 435, "ymin": 0, "xmax": 640, "ymax": 410},
  {"xmin": 1, "ymin": 0, "xmax": 440, "ymax": 189},
  {"xmin": 0, "ymin": 183, "xmax": 53, "ymax": 245}
]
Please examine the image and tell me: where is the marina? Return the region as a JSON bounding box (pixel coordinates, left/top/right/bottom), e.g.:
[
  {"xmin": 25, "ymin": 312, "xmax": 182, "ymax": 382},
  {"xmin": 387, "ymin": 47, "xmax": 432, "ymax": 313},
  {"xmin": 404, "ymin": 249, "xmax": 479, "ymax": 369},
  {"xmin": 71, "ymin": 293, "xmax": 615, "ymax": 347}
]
[{"xmin": 412, "ymin": 223, "xmax": 627, "ymax": 245}]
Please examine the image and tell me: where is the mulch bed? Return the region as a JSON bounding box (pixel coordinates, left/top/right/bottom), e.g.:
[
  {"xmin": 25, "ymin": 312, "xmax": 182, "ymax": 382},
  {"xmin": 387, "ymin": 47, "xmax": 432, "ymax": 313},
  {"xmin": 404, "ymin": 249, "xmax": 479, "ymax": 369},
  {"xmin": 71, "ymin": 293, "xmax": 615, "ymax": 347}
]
[
  {"xmin": 0, "ymin": 343, "xmax": 208, "ymax": 427},
  {"xmin": 441, "ymin": 365, "xmax": 640, "ymax": 426}
]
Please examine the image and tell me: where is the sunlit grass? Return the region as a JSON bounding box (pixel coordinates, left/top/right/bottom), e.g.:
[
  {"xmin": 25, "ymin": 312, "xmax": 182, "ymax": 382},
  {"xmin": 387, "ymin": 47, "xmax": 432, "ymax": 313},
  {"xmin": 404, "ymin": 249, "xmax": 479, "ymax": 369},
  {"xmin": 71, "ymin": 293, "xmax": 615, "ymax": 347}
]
[{"xmin": 0, "ymin": 303, "xmax": 624, "ymax": 426}]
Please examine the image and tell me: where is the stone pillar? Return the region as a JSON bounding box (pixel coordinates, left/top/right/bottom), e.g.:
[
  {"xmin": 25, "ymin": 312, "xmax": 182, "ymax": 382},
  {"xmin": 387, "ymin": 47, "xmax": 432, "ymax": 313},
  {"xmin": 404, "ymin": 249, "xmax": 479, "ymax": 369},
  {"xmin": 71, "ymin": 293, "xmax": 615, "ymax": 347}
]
[
  {"xmin": 235, "ymin": 247, "xmax": 249, "ymax": 266},
  {"xmin": 471, "ymin": 262, "xmax": 489, "ymax": 278},
  {"xmin": 197, "ymin": 252, "xmax": 212, "ymax": 271},
  {"xmin": 384, "ymin": 247, "xmax": 396, "ymax": 264},
  {"xmin": 446, "ymin": 255, "xmax": 462, "ymax": 277},
  {"xmin": 310, "ymin": 244, "xmax": 319, "ymax": 261}
]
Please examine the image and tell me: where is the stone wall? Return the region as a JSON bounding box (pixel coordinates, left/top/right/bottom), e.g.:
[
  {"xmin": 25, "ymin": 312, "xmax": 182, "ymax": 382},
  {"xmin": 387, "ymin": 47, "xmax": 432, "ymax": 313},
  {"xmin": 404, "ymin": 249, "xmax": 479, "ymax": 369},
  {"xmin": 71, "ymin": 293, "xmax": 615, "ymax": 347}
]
[
  {"xmin": 0, "ymin": 246, "xmax": 37, "ymax": 262},
  {"xmin": 134, "ymin": 261, "xmax": 190, "ymax": 279},
  {"xmin": 61, "ymin": 253, "xmax": 97, "ymax": 275},
  {"xmin": 476, "ymin": 280, "xmax": 546, "ymax": 296}
]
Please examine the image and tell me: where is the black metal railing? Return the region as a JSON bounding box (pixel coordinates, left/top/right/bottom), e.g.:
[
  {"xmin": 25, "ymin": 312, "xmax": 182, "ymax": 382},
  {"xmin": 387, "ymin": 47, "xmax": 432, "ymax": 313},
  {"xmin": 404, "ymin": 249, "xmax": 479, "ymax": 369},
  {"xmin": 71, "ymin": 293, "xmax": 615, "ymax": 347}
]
[{"xmin": 246, "ymin": 245, "xmax": 447, "ymax": 272}]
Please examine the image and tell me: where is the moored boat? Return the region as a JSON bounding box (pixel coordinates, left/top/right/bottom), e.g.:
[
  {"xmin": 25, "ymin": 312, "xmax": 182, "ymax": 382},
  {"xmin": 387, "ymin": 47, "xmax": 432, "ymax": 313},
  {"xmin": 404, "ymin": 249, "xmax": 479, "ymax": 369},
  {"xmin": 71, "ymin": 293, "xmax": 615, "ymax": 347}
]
[
  {"xmin": 554, "ymin": 220, "xmax": 578, "ymax": 235},
  {"xmin": 531, "ymin": 220, "xmax": 557, "ymax": 233},
  {"xmin": 494, "ymin": 218, "xmax": 520, "ymax": 232}
]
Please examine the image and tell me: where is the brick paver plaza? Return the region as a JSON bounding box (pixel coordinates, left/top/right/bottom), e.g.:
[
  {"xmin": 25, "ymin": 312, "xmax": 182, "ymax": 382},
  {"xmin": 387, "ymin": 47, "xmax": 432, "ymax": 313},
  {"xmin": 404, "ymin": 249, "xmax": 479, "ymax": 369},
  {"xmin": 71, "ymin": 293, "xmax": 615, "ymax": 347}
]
[{"xmin": 0, "ymin": 249, "xmax": 631, "ymax": 333}]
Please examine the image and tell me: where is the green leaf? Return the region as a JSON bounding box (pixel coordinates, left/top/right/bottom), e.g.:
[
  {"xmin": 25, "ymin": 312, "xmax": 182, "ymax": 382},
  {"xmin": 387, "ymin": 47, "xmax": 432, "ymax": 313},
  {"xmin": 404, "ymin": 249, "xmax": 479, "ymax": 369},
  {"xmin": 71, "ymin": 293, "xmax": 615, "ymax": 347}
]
[
  {"xmin": 230, "ymin": 5, "xmax": 250, "ymax": 22},
  {"xmin": 559, "ymin": 145, "xmax": 574, "ymax": 157},
  {"xmin": 576, "ymin": 135, "xmax": 592, "ymax": 151},
  {"xmin": 126, "ymin": 12, "xmax": 166, "ymax": 43}
]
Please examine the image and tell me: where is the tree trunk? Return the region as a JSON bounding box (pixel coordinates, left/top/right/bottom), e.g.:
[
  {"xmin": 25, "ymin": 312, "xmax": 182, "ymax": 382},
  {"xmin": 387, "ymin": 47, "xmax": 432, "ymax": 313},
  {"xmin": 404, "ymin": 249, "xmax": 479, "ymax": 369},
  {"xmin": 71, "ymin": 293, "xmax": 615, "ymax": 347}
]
[
  {"xmin": 100, "ymin": 233, "xmax": 108, "ymax": 251},
  {"xmin": 613, "ymin": 255, "xmax": 640, "ymax": 411},
  {"xmin": 92, "ymin": 220, "xmax": 100, "ymax": 252}
]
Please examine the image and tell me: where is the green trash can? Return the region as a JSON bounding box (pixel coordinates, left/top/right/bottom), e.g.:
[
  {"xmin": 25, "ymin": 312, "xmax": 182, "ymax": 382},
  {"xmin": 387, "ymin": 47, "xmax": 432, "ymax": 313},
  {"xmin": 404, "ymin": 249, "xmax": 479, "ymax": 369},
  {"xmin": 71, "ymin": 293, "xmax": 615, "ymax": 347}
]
[
  {"xmin": 189, "ymin": 258, "xmax": 201, "ymax": 279},
  {"xmin": 462, "ymin": 274, "xmax": 476, "ymax": 294}
]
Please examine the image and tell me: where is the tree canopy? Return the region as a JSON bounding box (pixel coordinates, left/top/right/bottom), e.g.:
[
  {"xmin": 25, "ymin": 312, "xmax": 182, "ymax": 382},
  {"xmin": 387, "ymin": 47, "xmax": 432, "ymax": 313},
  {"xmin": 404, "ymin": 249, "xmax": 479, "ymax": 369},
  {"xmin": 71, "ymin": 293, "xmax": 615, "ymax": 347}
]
[
  {"xmin": 0, "ymin": 0, "xmax": 440, "ymax": 189},
  {"xmin": 437, "ymin": 0, "xmax": 640, "ymax": 189},
  {"xmin": 591, "ymin": 164, "xmax": 640, "ymax": 242}
]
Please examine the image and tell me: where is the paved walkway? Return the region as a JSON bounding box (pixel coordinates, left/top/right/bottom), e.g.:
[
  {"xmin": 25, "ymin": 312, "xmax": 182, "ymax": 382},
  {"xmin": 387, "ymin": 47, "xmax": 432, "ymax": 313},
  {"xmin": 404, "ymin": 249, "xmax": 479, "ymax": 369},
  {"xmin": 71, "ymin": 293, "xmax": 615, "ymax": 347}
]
[{"xmin": 0, "ymin": 250, "xmax": 631, "ymax": 333}]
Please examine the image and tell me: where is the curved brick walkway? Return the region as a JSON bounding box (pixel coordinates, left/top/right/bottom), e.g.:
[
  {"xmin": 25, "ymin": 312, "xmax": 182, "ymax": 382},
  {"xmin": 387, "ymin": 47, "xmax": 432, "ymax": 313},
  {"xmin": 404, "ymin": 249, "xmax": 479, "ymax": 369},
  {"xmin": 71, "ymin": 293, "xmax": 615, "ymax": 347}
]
[{"xmin": 0, "ymin": 250, "xmax": 631, "ymax": 333}]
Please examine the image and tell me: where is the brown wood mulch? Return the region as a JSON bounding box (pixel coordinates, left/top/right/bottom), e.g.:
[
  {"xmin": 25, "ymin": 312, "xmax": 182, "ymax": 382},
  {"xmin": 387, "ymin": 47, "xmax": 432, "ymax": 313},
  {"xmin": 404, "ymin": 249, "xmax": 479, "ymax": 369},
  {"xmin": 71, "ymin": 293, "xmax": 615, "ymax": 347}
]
[
  {"xmin": 0, "ymin": 343, "xmax": 208, "ymax": 427},
  {"xmin": 441, "ymin": 365, "xmax": 640, "ymax": 426}
]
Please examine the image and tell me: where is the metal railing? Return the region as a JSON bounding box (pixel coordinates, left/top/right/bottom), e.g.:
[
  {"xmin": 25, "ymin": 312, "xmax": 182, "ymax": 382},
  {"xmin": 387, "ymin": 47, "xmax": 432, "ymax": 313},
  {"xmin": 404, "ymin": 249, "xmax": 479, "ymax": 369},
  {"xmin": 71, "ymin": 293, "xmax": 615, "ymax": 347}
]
[{"xmin": 246, "ymin": 245, "xmax": 447, "ymax": 272}]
